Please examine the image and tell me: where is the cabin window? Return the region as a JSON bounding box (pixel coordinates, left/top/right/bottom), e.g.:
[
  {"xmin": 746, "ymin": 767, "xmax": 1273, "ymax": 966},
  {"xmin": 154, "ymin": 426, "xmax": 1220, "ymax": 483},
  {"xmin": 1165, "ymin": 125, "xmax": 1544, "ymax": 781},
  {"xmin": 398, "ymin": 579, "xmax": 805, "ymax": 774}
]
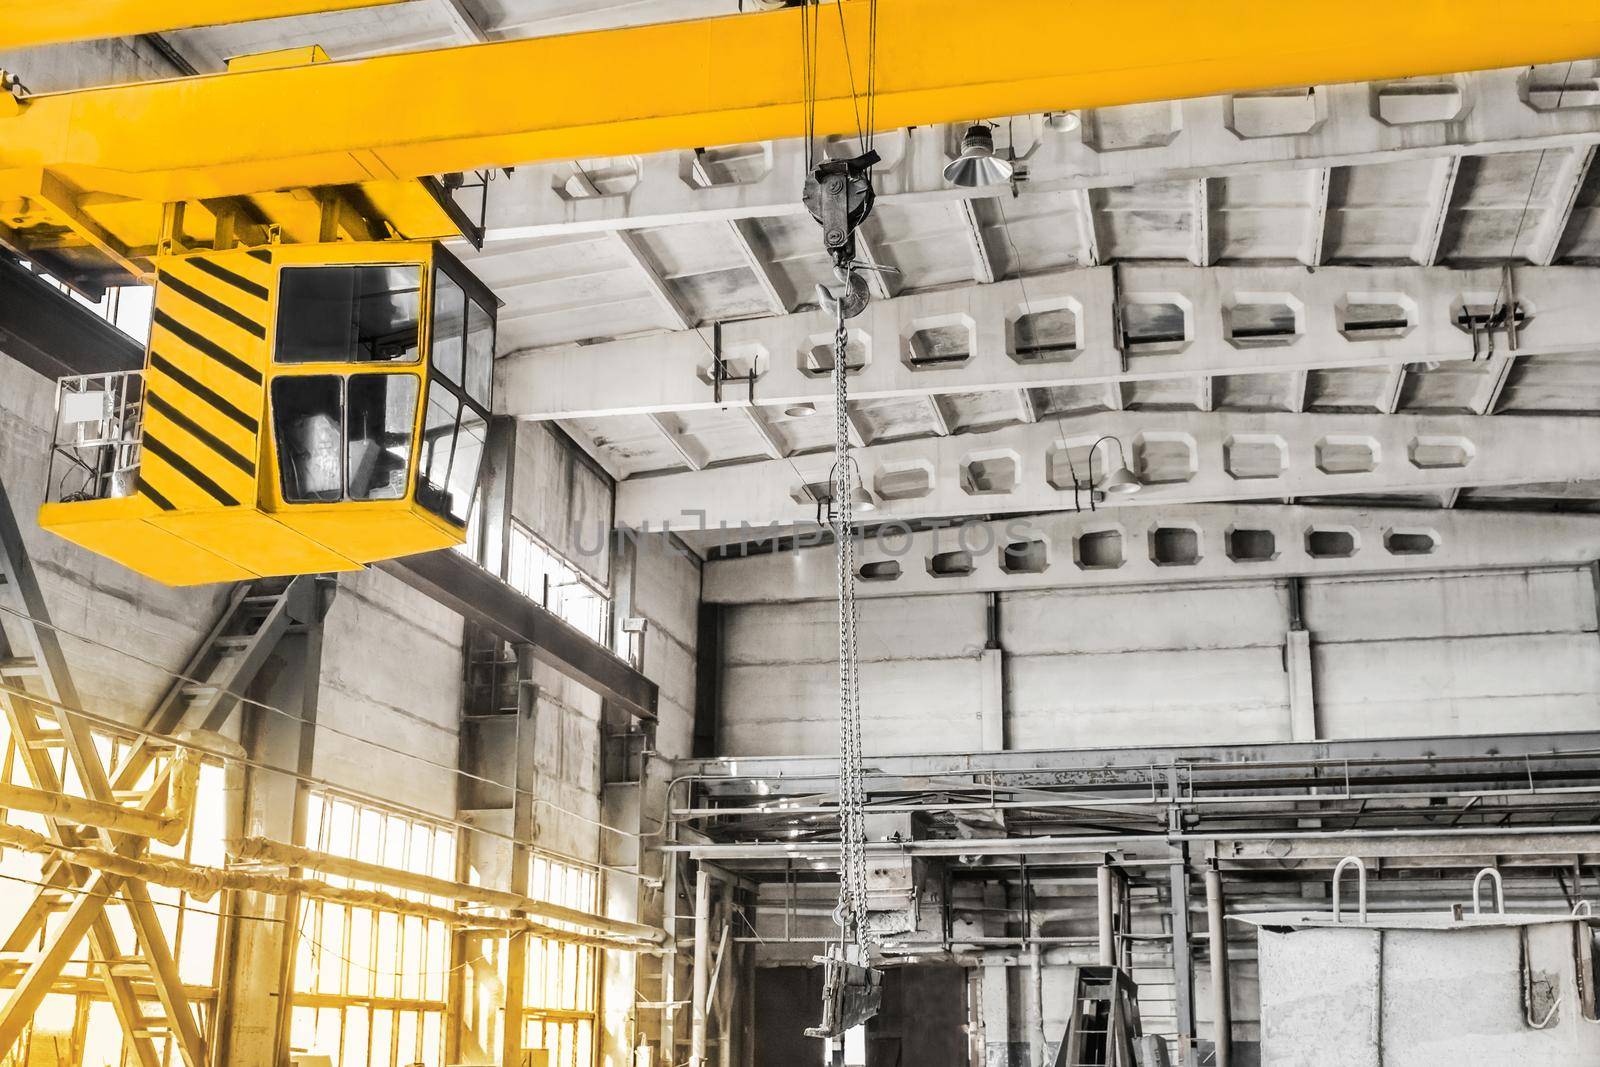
[
  {"xmin": 273, "ymin": 375, "xmax": 344, "ymax": 502},
  {"xmin": 347, "ymin": 374, "xmax": 420, "ymax": 501},
  {"xmin": 276, "ymin": 264, "xmax": 422, "ymax": 364},
  {"xmin": 466, "ymin": 297, "xmax": 495, "ymax": 407},
  {"xmin": 273, "ymin": 372, "xmax": 421, "ymax": 504}
]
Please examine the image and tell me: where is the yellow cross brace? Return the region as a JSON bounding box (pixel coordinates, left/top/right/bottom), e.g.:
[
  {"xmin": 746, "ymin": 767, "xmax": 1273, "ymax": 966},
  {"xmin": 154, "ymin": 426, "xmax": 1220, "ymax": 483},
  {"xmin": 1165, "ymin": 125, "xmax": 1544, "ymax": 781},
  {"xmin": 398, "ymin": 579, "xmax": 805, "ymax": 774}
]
[
  {"xmin": 0, "ymin": 0, "xmax": 414, "ymax": 50},
  {"xmin": 3, "ymin": 0, "xmax": 1600, "ymax": 209}
]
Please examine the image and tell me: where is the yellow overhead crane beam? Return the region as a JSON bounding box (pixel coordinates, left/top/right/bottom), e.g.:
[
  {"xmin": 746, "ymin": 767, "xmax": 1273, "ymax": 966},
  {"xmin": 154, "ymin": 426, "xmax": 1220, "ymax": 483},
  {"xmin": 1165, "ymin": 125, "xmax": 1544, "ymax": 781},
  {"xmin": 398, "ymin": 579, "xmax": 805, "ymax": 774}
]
[
  {"xmin": 0, "ymin": 0, "xmax": 413, "ymax": 50},
  {"xmin": 6, "ymin": 0, "xmax": 1600, "ymax": 212}
]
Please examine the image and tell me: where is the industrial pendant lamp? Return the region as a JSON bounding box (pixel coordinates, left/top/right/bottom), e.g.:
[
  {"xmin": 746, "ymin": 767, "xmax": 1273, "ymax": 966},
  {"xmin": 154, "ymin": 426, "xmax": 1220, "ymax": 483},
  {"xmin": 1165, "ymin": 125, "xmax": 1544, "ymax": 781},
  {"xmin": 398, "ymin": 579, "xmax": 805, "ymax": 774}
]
[
  {"xmin": 1099, "ymin": 463, "xmax": 1143, "ymax": 496},
  {"xmin": 943, "ymin": 124, "xmax": 1014, "ymax": 188},
  {"xmin": 1060, "ymin": 434, "xmax": 1142, "ymax": 511},
  {"xmin": 850, "ymin": 484, "xmax": 878, "ymax": 513}
]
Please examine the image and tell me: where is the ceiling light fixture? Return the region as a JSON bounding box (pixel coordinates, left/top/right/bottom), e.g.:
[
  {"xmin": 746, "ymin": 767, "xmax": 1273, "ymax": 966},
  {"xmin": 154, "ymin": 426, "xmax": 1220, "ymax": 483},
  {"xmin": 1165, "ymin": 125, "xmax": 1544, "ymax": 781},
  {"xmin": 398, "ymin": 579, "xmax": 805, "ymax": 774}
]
[
  {"xmin": 785, "ymin": 401, "xmax": 819, "ymax": 418},
  {"xmin": 808, "ymin": 461, "xmax": 878, "ymax": 523},
  {"xmin": 1059, "ymin": 434, "xmax": 1142, "ymax": 511},
  {"xmin": 943, "ymin": 124, "xmax": 1014, "ymax": 188}
]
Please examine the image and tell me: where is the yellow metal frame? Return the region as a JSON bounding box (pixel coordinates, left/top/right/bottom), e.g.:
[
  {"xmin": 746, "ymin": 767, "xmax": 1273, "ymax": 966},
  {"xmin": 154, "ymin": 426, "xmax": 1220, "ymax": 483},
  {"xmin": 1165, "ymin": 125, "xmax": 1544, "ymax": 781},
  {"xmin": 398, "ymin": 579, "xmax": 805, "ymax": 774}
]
[
  {"xmin": 38, "ymin": 240, "xmax": 475, "ymax": 585},
  {"xmin": 5, "ymin": 0, "xmax": 1600, "ymax": 203},
  {"xmin": 5, "ymin": 0, "xmax": 1600, "ymax": 289}
]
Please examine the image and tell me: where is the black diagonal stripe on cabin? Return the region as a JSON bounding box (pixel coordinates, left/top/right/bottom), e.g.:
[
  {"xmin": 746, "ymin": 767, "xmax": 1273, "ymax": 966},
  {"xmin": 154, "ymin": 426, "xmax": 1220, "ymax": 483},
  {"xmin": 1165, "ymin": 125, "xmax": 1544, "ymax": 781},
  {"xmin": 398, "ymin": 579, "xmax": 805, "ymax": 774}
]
[
  {"xmin": 152, "ymin": 309, "xmax": 263, "ymax": 386},
  {"xmin": 145, "ymin": 391, "xmax": 256, "ymax": 476},
  {"xmin": 142, "ymin": 433, "xmax": 242, "ymax": 507},
  {"xmin": 190, "ymin": 256, "xmax": 270, "ymax": 301},
  {"xmin": 147, "ymin": 352, "xmax": 259, "ymax": 433},
  {"xmin": 161, "ymin": 271, "xmax": 267, "ymax": 340}
]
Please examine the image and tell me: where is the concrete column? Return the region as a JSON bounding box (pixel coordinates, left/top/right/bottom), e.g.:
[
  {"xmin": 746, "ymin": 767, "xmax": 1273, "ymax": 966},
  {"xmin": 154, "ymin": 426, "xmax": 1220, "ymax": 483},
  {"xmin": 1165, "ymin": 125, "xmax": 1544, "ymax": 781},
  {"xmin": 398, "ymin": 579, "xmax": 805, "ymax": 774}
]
[
  {"xmin": 1286, "ymin": 630, "xmax": 1317, "ymax": 741},
  {"xmin": 1170, "ymin": 857, "xmax": 1197, "ymax": 1067},
  {"xmin": 1286, "ymin": 578, "xmax": 1318, "ymax": 741},
  {"xmin": 1204, "ymin": 868, "xmax": 1233, "ymax": 1067},
  {"xmin": 690, "ymin": 868, "xmax": 713, "ymax": 1066},
  {"xmin": 981, "ymin": 951, "xmax": 1011, "ymax": 1067},
  {"xmin": 1097, "ymin": 865, "xmax": 1117, "ymax": 967},
  {"xmin": 978, "ymin": 647, "xmax": 1005, "ymax": 751},
  {"xmin": 499, "ymin": 648, "xmax": 539, "ymax": 1067},
  {"xmin": 1027, "ymin": 938, "xmax": 1047, "ymax": 1067}
]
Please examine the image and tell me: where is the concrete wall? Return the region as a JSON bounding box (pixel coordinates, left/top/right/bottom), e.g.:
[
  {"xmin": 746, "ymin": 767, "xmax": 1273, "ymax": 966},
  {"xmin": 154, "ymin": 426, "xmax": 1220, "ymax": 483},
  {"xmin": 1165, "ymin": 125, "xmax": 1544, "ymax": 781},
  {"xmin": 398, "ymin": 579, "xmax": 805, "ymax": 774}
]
[
  {"xmin": 628, "ymin": 531, "xmax": 701, "ymax": 760},
  {"xmin": 717, "ymin": 566, "xmax": 1600, "ymax": 757},
  {"xmin": 312, "ymin": 568, "xmax": 464, "ymax": 818},
  {"xmin": 515, "ymin": 420, "xmax": 614, "ymax": 587}
]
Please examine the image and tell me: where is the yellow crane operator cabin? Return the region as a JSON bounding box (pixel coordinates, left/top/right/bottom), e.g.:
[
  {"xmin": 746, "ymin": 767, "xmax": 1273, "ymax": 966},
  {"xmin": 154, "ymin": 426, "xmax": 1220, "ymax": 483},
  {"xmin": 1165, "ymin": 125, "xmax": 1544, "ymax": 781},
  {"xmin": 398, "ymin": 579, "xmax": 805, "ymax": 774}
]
[{"xmin": 37, "ymin": 241, "xmax": 499, "ymax": 586}]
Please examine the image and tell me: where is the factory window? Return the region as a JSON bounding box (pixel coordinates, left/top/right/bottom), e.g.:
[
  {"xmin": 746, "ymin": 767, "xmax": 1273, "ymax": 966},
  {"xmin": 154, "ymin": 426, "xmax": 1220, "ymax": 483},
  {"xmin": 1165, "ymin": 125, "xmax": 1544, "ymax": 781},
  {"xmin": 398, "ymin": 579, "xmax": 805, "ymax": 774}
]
[
  {"xmin": 276, "ymin": 265, "xmax": 423, "ymax": 364},
  {"xmin": 521, "ymin": 855, "xmax": 603, "ymax": 1067},
  {"xmin": 508, "ymin": 521, "xmax": 613, "ymax": 647},
  {"xmin": 290, "ymin": 791, "xmax": 456, "ymax": 1067},
  {"xmin": 0, "ymin": 720, "xmax": 225, "ymax": 1067}
]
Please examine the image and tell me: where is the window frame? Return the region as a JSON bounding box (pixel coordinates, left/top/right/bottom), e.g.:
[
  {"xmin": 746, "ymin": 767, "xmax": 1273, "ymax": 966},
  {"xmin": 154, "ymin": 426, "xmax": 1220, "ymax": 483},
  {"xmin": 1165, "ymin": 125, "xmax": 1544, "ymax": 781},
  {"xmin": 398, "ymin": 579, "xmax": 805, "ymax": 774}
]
[
  {"xmin": 415, "ymin": 250, "xmax": 496, "ymax": 528},
  {"xmin": 273, "ymin": 263, "xmax": 426, "ymax": 367},
  {"xmin": 506, "ymin": 520, "xmax": 613, "ymax": 648},
  {"xmin": 271, "ymin": 370, "xmax": 424, "ymax": 506}
]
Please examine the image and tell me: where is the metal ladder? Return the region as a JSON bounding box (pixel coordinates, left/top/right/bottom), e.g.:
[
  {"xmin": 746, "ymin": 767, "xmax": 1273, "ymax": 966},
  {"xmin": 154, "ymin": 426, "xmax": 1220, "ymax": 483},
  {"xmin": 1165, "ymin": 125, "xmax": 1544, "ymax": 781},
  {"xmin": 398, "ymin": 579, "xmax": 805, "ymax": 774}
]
[
  {"xmin": 1057, "ymin": 966, "xmax": 1145, "ymax": 1067},
  {"xmin": 0, "ymin": 476, "xmax": 314, "ymax": 1065}
]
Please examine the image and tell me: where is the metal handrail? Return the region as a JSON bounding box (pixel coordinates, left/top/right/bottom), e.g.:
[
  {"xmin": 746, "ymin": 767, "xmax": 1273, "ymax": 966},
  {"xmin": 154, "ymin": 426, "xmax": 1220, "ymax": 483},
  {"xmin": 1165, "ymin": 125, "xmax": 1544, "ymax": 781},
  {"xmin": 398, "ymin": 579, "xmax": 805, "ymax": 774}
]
[
  {"xmin": 1332, "ymin": 856, "xmax": 1367, "ymax": 923},
  {"xmin": 1472, "ymin": 867, "xmax": 1506, "ymax": 916}
]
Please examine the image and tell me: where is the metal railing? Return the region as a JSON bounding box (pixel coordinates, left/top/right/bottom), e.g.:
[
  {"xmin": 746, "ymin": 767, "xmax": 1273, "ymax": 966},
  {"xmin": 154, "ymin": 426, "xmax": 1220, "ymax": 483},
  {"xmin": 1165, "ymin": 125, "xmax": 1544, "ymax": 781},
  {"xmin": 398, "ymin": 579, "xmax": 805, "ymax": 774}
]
[{"xmin": 45, "ymin": 370, "xmax": 144, "ymax": 504}]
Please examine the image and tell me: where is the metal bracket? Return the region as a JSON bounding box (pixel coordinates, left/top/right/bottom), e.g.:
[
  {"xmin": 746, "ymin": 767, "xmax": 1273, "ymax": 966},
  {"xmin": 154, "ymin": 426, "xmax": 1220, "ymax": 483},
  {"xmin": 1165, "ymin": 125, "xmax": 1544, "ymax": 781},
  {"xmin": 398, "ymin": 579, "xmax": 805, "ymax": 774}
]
[{"xmin": 709, "ymin": 320, "xmax": 756, "ymax": 406}]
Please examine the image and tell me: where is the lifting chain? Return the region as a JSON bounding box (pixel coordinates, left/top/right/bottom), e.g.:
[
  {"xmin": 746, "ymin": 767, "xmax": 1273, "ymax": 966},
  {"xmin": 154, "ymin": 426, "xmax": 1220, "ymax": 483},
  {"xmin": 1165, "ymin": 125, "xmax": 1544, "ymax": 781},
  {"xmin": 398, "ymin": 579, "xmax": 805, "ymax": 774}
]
[{"xmin": 831, "ymin": 299, "xmax": 871, "ymax": 954}]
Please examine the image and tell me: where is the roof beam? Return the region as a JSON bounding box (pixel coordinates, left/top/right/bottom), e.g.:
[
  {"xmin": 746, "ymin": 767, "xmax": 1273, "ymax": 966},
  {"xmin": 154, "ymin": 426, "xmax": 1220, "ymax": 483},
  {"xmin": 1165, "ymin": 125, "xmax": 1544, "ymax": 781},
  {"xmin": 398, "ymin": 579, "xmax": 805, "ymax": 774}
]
[
  {"xmin": 479, "ymin": 67, "xmax": 1600, "ymax": 242},
  {"xmin": 498, "ymin": 265, "xmax": 1600, "ymax": 421},
  {"xmin": 646, "ymin": 412, "xmax": 709, "ymax": 471},
  {"xmin": 1303, "ymin": 167, "xmax": 1331, "ymax": 267},
  {"xmin": 615, "ymin": 412, "xmax": 1600, "ymax": 529},
  {"xmin": 0, "ymin": 0, "xmax": 408, "ymax": 49},
  {"xmin": 740, "ymin": 406, "xmax": 788, "ymax": 460},
  {"xmin": 728, "ymin": 219, "xmax": 788, "ymax": 315},
  {"xmin": 1191, "ymin": 178, "xmax": 1215, "ymax": 267},
  {"xmin": 959, "ymin": 200, "xmax": 997, "ymax": 284},
  {"xmin": 1533, "ymin": 144, "xmax": 1596, "ymax": 265},
  {"xmin": 9, "ymin": 6, "xmax": 1600, "ymax": 210},
  {"xmin": 433, "ymin": 0, "xmax": 490, "ymax": 44},
  {"xmin": 1415, "ymin": 156, "xmax": 1462, "ymax": 266},
  {"xmin": 702, "ymin": 505, "xmax": 1600, "ymax": 602},
  {"xmin": 612, "ymin": 230, "xmax": 695, "ymax": 330}
]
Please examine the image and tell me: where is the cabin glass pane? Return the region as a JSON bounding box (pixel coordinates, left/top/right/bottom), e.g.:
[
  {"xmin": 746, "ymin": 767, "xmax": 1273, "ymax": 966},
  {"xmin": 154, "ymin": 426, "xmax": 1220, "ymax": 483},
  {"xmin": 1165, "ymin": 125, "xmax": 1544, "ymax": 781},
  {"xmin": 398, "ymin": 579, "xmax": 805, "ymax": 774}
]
[
  {"xmin": 273, "ymin": 375, "xmax": 344, "ymax": 502},
  {"xmin": 277, "ymin": 265, "xmax": 422, "ymax": 364},
  {"xmin": 465, "ymin": 297, "xmax": 495, "ymax": 407},
  {"xmin": 432, "ymin": 268, "xmax": 465, "ymax": 385},
  {"xmin": 417, "ymin": 388, "xmax": 460, "ymax": 518},
  {"xmin": 346, "ymin": 373, "xmax": 420, "ymax": 501}
]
